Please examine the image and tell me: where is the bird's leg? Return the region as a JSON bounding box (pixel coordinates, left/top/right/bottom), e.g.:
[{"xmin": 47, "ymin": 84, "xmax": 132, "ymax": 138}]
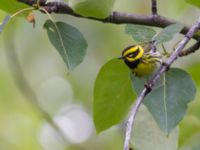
[
  {"xmin": 162, "ymin": 61, "xmax": 170, "ymax": 72},
  {"xmin": 144, "ymin": 82, "xmax": 152, "ymax": 92},
  {"xmin": 145, "ymin": 77, "xmax": 153, "ymax": 92}
]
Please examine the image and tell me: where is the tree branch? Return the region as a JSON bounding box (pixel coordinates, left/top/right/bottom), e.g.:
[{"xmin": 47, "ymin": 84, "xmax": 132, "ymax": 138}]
[
  {"xmin": 123, "ymin": 16, "xmax": 200, "ymax": 150},
  {"xmin": 151, "ymin": 0, "xmax": 158, "ymax": 16},
  {"xmin": 179, "ymin": 40, "xmax": 200, "ymax": 57},
  {"xmin": 17, "ymin": 0, "xmax": 200, "ymax": 40}
]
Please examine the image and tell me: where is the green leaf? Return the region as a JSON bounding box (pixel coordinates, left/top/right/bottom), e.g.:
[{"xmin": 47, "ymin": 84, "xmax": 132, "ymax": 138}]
[
  {"xmin": 132, "ymin": 105, "xmax": 179, "ymax": 150},
  {"xmin": 44, "ymin": 20, "xmax": 88, "ymax": 70},
  {"xmin": 154, "ymin": 23, "xmax": 184, "ymax": 44},
  {"xmin": 132, "ymin": 68, "xmax": 196, "ymax": 133},
  {"xmin": 185, "ymin": 0, "xmax": 200, "ymax": 8},
  {"xmin": 0, "ymin": 0, "xmax": 29, "ymax": 14},
  {"xmin": 69, "ymin": 0, "xmax": 115, "ymax": 18},
  {"xmin": 93, "ymin": 59, "xmax": 136, "ymax": 133},
  {"xmin": 125, "ymin": 24, "xmax": 156, "ymax": 42}
]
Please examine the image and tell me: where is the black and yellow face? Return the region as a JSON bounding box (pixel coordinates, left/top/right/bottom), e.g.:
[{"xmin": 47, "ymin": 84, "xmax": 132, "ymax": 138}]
[{"xmin": 120, "ymin": 45, "xmax": 144, "ymax": 69}]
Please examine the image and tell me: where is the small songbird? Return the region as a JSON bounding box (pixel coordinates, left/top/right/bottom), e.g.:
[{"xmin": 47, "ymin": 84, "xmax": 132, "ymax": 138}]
[{"xmin": 119, "ymin": 43, "xmax": 162, "ymax": 77}]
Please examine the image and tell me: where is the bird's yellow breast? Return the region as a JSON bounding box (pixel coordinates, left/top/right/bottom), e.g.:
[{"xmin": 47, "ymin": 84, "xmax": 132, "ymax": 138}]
[{"xmin": 132, "ymin": 62, "xmax": 157, "ymax": 77}]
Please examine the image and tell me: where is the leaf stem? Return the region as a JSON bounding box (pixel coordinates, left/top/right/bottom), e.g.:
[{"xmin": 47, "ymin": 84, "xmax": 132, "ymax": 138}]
[
  {"xmin": 10, "ymin": 7, "xmax": 34, "ymax": 18},
  {"xmin": 40, "ymin": 7, "xmax": 70, "ymax": 71},
  {"xmin": 161, "ymin": 44, "xmax": 170, "ymax": 57},
  {"xmin": 0, "ymin": 7, "xmax": 34, "ymax": 33}
]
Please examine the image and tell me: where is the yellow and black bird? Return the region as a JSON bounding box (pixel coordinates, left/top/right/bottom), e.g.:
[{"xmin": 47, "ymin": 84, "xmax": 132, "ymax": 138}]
[{"xmin": 120, "ymin": 43, "xmax": 162, "ymax": 77}]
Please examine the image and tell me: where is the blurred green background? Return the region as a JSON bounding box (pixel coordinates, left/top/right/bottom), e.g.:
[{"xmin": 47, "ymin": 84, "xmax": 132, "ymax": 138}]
[{"xmin": 0, "ymin": 0, "xmax": 200, "ymax": 150}]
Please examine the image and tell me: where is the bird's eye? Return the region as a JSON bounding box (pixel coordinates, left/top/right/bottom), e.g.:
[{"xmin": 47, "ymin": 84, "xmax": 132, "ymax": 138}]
[
  {"xmin": 126, "ymin": 48, "xmax": 140, "ymax": 58},
  {"xmin": 127, "ymin": 53, "xmax": 134, "ymax": 58}
]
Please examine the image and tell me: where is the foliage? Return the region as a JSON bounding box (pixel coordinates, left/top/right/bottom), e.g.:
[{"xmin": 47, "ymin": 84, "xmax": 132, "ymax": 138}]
[
  {"xmin": 0, "ymin": 0, "xmax": 200, "ymax": 150},
  {"xmin": 125, "ymin": 24, "xmax": 156, "ymax": 42},
  {"xmin": 0, "ymin": 0, "xmax": 29, "ymax": 14},
  {"xmin": 70, "ymin": 0, "xmax": 116, "ymax": 18},
  {"xmin": 132, "ymin": 68, "xmax": 196, "ymax": 133},
  {"xmin": 132, "ymin": 105, "xmax": 179, "ymax": 150},
  {"xmin": 93, "ymin": 59, "xmax": 136, "ymax": 133},
  {"xmin": 153, "ymin": 23, "xmax": 184, "ymax": 44},
  {"xmin": 125, "ymin": 23, "xmax": 184, "ymax": 44},
  {"xmin": 44, "ymin": 20, "xmax": 88, "ymax": 70}
]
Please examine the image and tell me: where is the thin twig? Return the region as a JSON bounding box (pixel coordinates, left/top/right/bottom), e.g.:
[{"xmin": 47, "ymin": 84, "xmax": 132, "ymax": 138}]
[
  {"xmin": 179, "ymin": 40, "xmax": 200, "ymax": 57},
  {"xmin": 151, "ymin": 0, "xmax": 158, "ymax": 16},
  {"xmin": 123, "ymin": 16, "xmax": 200, "ymax": 150},
  {"xmin": 10, "ymin": 7, "xmax": 34, "ymax": 18},
  {"xmin": 17, "ymin": 0, "xmax": 200, "ymax": 40},
  {"xmin": 0, "ymin": 16, "xmax": 10, "ymax": 33}
]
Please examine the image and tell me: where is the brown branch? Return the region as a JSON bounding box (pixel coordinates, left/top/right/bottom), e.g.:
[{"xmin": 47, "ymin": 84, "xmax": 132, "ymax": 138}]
[
  {"xmin": 179, "ymin": 40, "xmax": 200, "ymax": 57},
  {"xmin": 17, "ymin": 0, "xmax": 200, "ymax": 40},
  {"xmin": 123, "ymin": 16, "xmax": 200, "ymax": 150},
  {"xmin": 151, "ymin": 0, "xmax": 158, "ymax": 16}
]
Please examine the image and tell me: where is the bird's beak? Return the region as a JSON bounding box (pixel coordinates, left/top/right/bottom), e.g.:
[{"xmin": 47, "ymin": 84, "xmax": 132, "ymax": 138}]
[{"xmin": 118, "ymin": 56, "xmax": 124, "ymax": 59}]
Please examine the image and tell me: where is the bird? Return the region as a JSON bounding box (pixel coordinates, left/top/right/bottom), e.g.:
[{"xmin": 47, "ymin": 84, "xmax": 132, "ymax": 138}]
[{"xmin": 119, "ymin": 43, "xmax": 162, "ymax": 77}]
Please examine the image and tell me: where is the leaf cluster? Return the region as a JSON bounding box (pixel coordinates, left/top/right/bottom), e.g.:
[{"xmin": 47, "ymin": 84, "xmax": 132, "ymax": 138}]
[{"xmin": 0, "ymin": 0, "xmax": 200, "ymax": 150}]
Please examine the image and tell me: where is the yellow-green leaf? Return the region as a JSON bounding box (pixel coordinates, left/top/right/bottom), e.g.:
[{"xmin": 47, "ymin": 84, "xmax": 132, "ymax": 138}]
[
  {"xmin": 93, "ymin": 59, "xmax": 136, "ymax": 133},
  {"xmin": 69, "ymin": 0, "xmax": 115, "ymax": 18},
  {"xmin": 0, "ymin": 0, "xmax": 29, "ymax": 14}
]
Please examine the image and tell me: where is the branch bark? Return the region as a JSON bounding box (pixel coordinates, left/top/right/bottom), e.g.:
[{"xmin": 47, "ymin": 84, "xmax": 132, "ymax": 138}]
[
  {"xmin": 123, "ymin": 16, "xmax": 200, "ymax": 150},
  {"xmin": 151, "ymin": 0, "xmax": 158, "ymax": 16},
  {"xmin": 179, "ymin": 40, "xmax": 200, "ymax": 57},
  {"xmin": 18, "ymin": 0, "xmax": 200, "ymax": 40}
]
